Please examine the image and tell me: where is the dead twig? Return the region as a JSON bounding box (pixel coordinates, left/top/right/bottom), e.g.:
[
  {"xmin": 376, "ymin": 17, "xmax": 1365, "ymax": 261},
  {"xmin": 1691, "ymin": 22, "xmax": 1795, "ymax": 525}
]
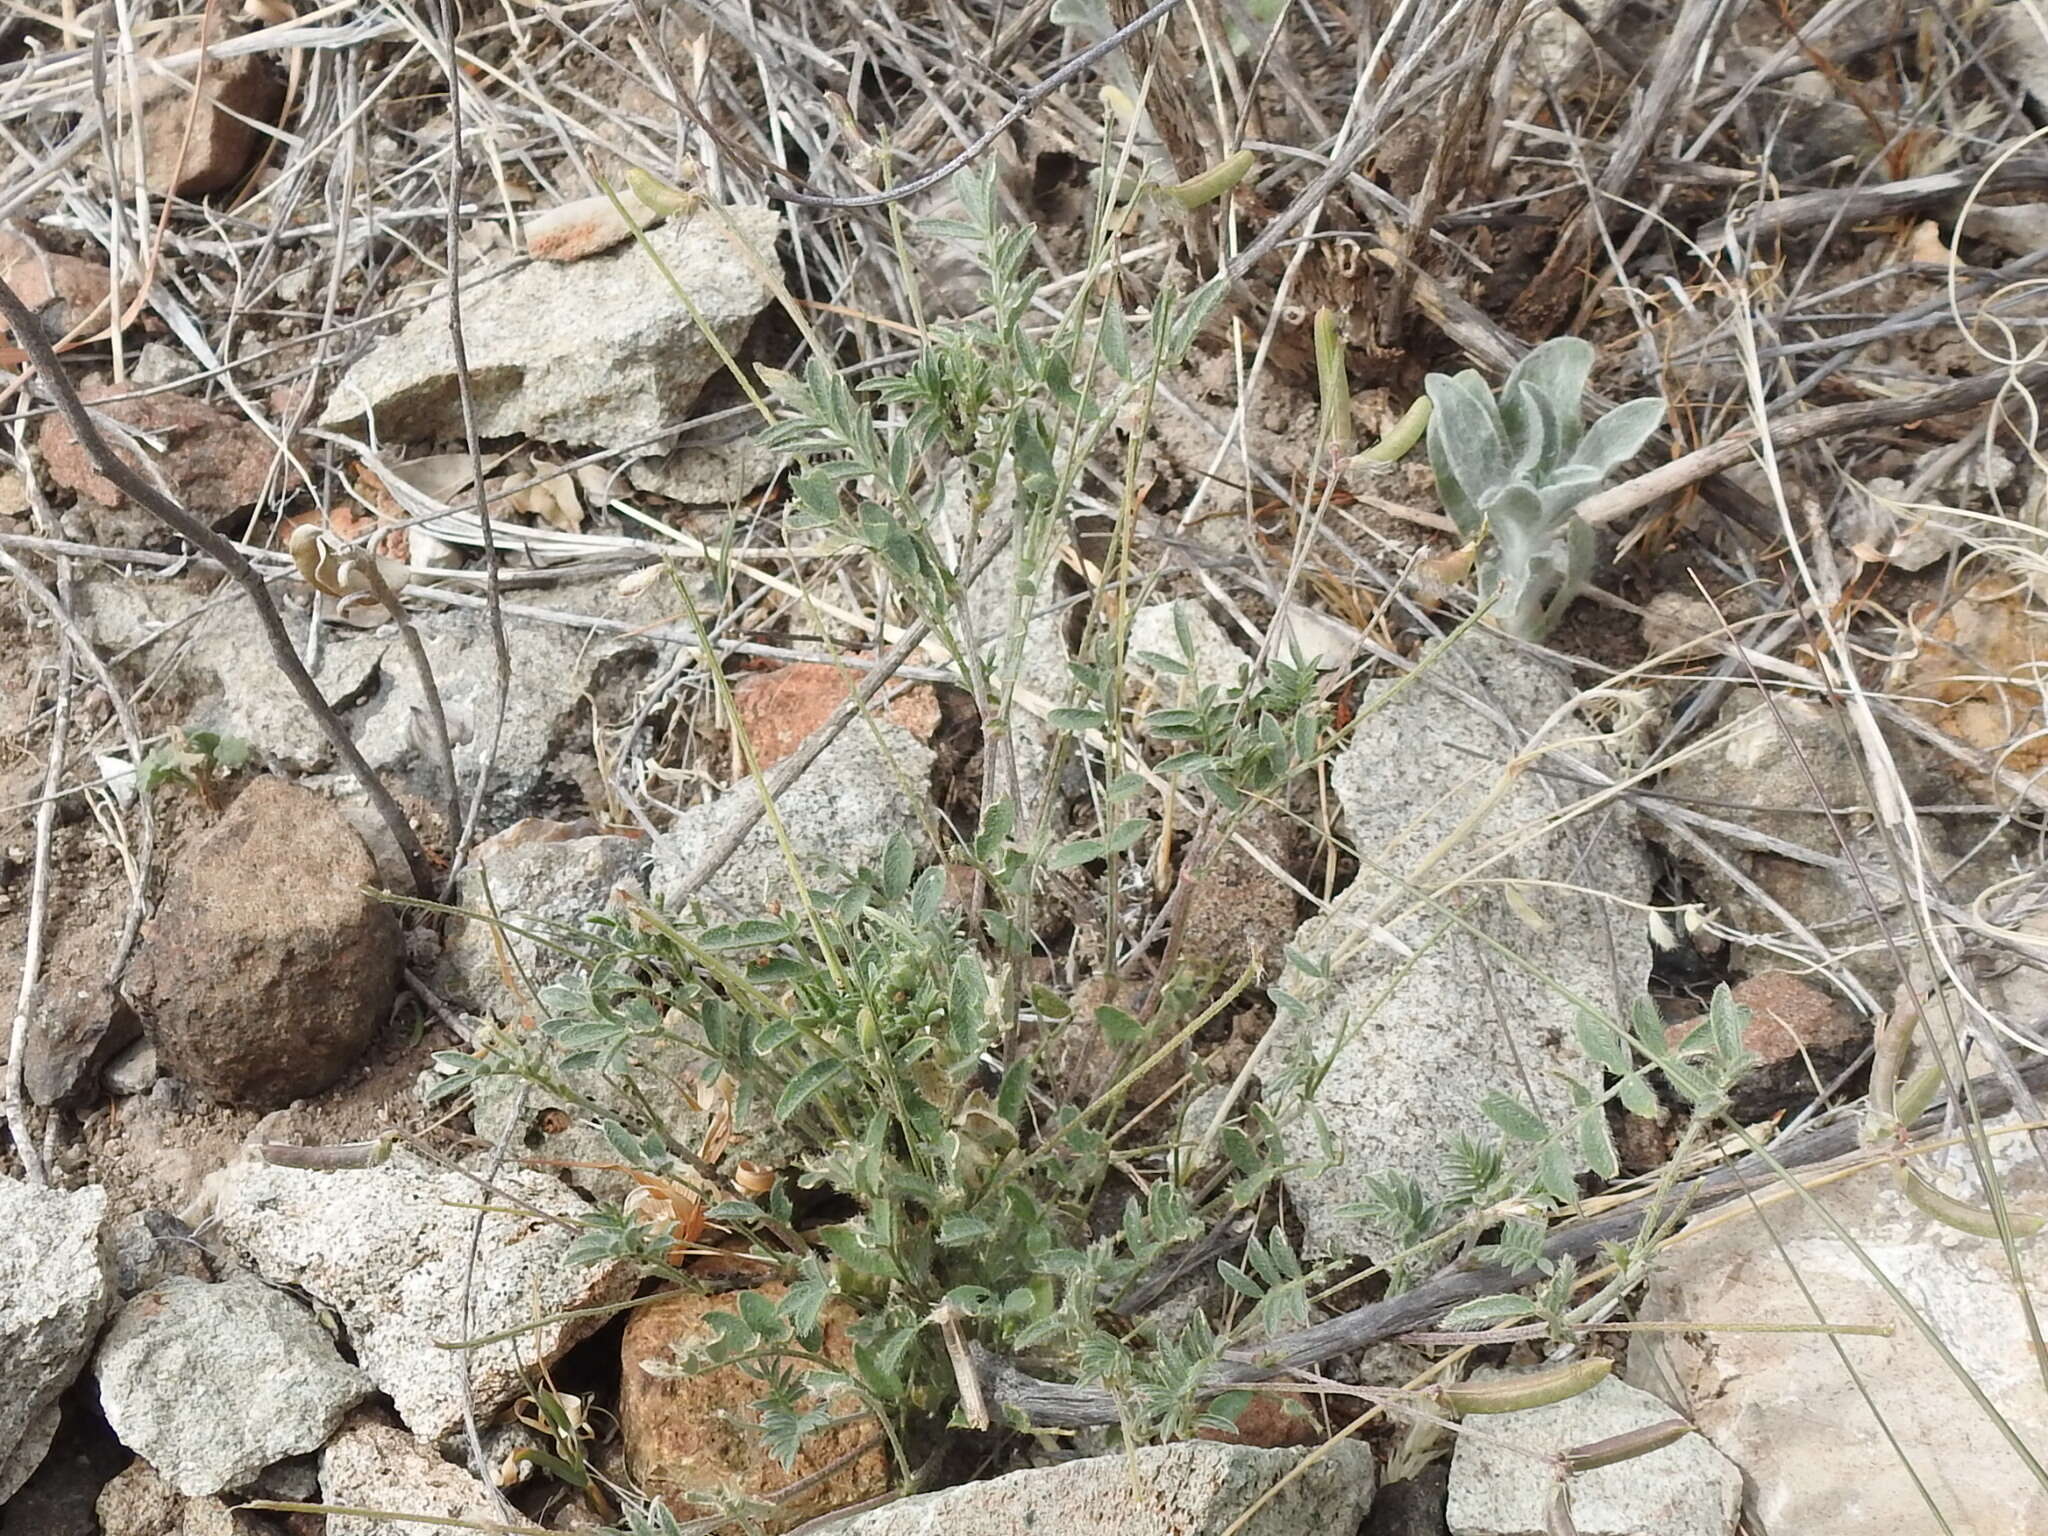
[
  {"xmin": 436, "ymin": 0, "xmax": 513, "ymax": 900},
  {"xmin": 0, "ymin": 543, "xmax": 157, "ymax": 982},
  {"xmin": 751, "ymin": 0, "xmax": 1191, "ymax": 210},
  {"xmin": 349, "ymin": 546, "xmax": 461, "ymax": 867},
  {"xmin": 4, "ymin": 591, "xmax": 75, "ymax": 1184},
  {"xmin": 1701, "ymin": 154, "xmax": 2048, "ymax": 249},
  {"xmin": 1577, "ymin": 362, "xmax": 2048, "ymax": 529}
]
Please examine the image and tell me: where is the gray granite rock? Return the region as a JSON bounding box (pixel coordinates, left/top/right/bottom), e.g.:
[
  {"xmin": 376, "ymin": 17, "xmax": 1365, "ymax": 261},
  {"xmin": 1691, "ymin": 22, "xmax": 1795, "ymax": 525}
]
[
  {"xmin": 0, "ymin": 1180, "xmax": 113, "ymax": 1503},
  {"xmin": 1446, "ymin": 1370, "xmax": 1737, "ymax": 1536},
  {"xmin": 0, "ymin": 1404, "xmax": 59, "ymax": 1514},
  {"xmin": 204, "ymin": 611, "xmax": 384, "ymax": 777},
  {"xmin": 75, "ymin": 581, "xmax": 380, "ymax": 778},
  {"xmin": 202, "ymin": 1149, "xmax": 635, "ymax": 1444},
  {"xmin": 627, "ymin": 426, "xmax": 781, "ymax": 505},
  {"xmin": 435, "ymin": 822, "xmax": 645, "ymax": 1025},
  {"xmin": 822, "ymin": 1440, "xmax": 1376, "ymax": 1536},
  {"xmin": 1274, "ymin": 633, "xmax": 1652, "ymax": 1262},
  {"xmin": 95, "ymin": 1273, "xmax": 370, "ymax": 1496},
  {"xmin": 1626, "ymin": 1111, "xmax": 2048, "ymax": 1533},
  {"xmin": 1128, "ymin": 600, "xmax": 1253, "ymax": 700},
  {"xmin": 1997, "ymin": 3, "xmax": 2048, "ymax": 116},
  {"xmin": 74, "ymin": 503, "xmax": 659, "ymax": 828},
  {"xmin": 649, "ymin": 719, "xmax": 934, "ymax": 917},
  {"xmin": 319, "ymin": 1414, "xmax": 502, "ymax": 1536},
  {"xmin": 106, "ymin": 1209, "xmax": 209, "ymax": 1298},
  {"xmin": 102, "ymin": 1039, "xmax": 160, "ymax": 1098},
  {"xmin": 321, "ymin": 207, "xmax": 781, "ymax": 452},
  {"xmin": 330, "ymin": 605, "xmax": 649, "ymax": 828}
]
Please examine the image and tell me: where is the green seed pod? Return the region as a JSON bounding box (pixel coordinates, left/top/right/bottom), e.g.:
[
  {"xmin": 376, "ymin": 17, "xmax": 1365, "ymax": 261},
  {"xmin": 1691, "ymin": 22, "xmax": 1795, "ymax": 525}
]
[
  {"xmin": 1438, "ymin": 1358, "xmax": 1611, "ymax": 1416},
  {"xmin": 1159, "ymin": 149, "xmax": 1256, "ymax": 211},
  {"xmin": 1360, "ymin": 395, "xmax": 1433, "ymax": 464},
  {"xmin": 1314, "ymin": 308, "xmax": 1354, "ymax": 458},
  {"xmin": 1891, "ymin": 1065, "xmax": 1942, "ymax": 1128},
  {"xmin": 1897, "ymin": 1164, "xmax": 2046, "ymax": 1238}
]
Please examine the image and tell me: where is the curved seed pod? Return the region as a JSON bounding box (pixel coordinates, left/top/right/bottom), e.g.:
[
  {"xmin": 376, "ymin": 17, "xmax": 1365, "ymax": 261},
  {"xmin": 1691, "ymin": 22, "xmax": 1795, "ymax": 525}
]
[
  {"xmin": 1360, "ymin": 395, "xmax": 1433, "ymax": 464},
  {"xmin": 1160, "ymin": 149, "xmax": 1256, "ymax": 210},
  {"xmin": 288, "ymin": 522, "xmax": 345, "ymax": 598},
  {"xmin": 256, "ymin": 1136, "xmax": 394, "ymax": 1170},
  {"xmin": 1864, "ymin": 1004, "xmax": 1919, "ymax": 1137},
  {"xmin": 286, "ymin": 523, "xmax": 411, "ymax": 613},
  {"xmin": 621, "ymin": 1185, "xmax": 677, "ymax": 1227},
  {"xmin": 1439, "ymin": 1357, "xmax": 1611, "ymax": 1415},
  {"xmin": 1897, "ymin": 1164, "xmax": 2046, "ymax": 1238},
  {"xmin": 1563, "ymin": 1417, "xmax": 1697, "ymax": 1472}
]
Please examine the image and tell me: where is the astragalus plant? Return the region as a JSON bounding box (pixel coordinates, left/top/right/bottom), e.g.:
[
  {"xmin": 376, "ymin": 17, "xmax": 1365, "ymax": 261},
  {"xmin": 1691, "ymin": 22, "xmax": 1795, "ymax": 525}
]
[{"xmin": 1424, "ymin": 337, "xmax": 1663, "ymax": 639}]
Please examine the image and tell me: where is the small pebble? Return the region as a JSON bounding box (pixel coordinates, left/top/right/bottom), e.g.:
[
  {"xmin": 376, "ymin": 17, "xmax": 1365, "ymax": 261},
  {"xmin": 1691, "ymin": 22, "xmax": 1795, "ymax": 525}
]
[{"xmin": 103, "ymin": 1040, "xmax": 159, "ymax": 1097}]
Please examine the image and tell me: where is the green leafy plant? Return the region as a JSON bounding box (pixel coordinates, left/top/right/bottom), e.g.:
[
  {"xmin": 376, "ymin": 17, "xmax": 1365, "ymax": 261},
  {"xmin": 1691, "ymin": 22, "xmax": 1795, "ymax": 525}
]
[
  {"xmin": 446, "ymin": 841, "xmax": 1755, "ymax": 1487},
  {"xmin": 758, "ymin": 164, "xmax": 1221, "ymax": 683},
  {"xmin": 1144, "ymin": 655, "xmax": 1327, "ymax": 814},
  {"xmin": 434, "ymin": 840, "xmax": 1256, "ymax": 1461},
  {"xmin": 750, "ymin": 162, "xmax": 1230, "ymax": 973},
  {"xmin": 427, "ymin": 180, "xmax": 1746, "ymax": 1516},
  {"xmin": 137, "ymin": 727, "xmax": 252, "ymax": 809},
  {"xmin": 1423, "ymin": 337, "xmax": 1664, "ymax": 640}
]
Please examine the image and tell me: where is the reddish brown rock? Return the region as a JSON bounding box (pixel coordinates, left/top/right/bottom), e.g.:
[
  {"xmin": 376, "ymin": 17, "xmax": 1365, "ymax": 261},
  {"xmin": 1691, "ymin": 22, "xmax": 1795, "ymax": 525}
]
[
  {"xmin": 1894, "ymin": 579, "xmax": 2048, "ymax": 786},
  {"xmin": 0, "ymin": 222, "xmax": 112, "ymax": 343},
  {"xmin": 123, "ymin": 779, "xmax": 401, "ymax": 1109},
  {"xmin": 618, "ymin": 1285, "xmax": 890, "ymax": 1533},
  {"xmin": 732, "ymin": 661, "xmax": 939, "ymax": 770},
  {"xmin": 23, "ymin": 915, "xmax": 141, "ymax": 1108},
  {"xmin": 117, "ymin": 25, "xmax": 286, "ymax": 198},
  {"xmin": 38, "ymin": 381, "xmax": 272, "ymax": 518},
  {"xmin": 1668, "ymin": 971, "xmax": 1864, "ymax": 1121},
  {"xmin": 1196, "ymin": 1390, "xmax": 1324, "ymax": 1448}
]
